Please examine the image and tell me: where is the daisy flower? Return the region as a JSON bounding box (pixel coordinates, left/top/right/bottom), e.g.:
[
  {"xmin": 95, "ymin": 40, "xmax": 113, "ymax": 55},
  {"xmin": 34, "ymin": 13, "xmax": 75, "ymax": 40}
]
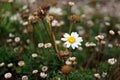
[{"xmin": 61, "ymin": 32, "xmax": 83, "ymax": 49}]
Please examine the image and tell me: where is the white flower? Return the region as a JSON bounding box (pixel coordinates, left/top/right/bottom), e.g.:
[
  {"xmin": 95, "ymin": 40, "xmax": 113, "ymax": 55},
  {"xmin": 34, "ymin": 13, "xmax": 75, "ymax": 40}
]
[
  {"xmin": 4, "ymin": 72, "xmax": 12, "ymax": 79},
  {"xmin": 102, "ymin": 72, "xmax": 107, "ymax": 78},
  {"xmin": 40, "ymin": 72, "xmax": 47, "ymax": 78},
  {"xmin": 69, "ymin": 57, "xmax": 76, "ymax": 61},
  {"xmin": 32, "ymin": 53, "xmax": 38, "ymax": 58},
  {"xmin": 22, "ymin": 75, "xmax": 28, "ymax": 80},
  {"xmin": 38, "ymin": 43, "xmax": 44, "ymax": 48},
  {"xmin": 109, "ymin": 30, "xmax": 115, "ymax": 35},
  {"xmin": 108, "ymin": 58, "xmax": 117, "ymax": 65},
  {"xmin": 49, "ymin": 7, "xmax": 63, "ymax": 16},
  {"xmin": 44, "ymin": 43, "xmax": 52, "ymax": 48},
  {"xmin": 94, "ymin": 73, "xmax": 101, "ymax": 79},
  {"xmin": 32, "ymin": 70, "xmax": 38, "ymax": 74},
  {"xmin": 14, "ymin": 37, "xmax": 20, "ymax": 43},
  {"xmin": 65, "ymin": 60, "xmax": 72, "ymax": 65},
  {"xmin": 61, "ymin": 32, "xmax": 83, "ymax": 49},
  {"xmin": 7, "ymin": 63, "xmax": 13, "ymax": 68},
  {"xmin": 0, "ymin": 62, "xmax": 5, "ymax": 67}
]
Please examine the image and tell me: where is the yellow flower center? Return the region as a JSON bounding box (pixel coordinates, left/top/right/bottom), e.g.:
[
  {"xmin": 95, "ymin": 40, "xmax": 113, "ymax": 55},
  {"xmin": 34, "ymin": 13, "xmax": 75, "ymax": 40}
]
[{"xmin": 68, "ymin": 36, "xmax": 76, "ymax": 43}]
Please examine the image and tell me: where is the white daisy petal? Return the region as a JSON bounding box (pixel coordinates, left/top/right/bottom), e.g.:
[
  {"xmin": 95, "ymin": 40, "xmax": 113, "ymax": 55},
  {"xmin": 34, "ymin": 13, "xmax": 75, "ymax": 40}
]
[
  {"xmin": 64, "ymin": 33, "xmax": 70, "ymax": 38},
  {"xmin": 71, "ymin": 32, "xmax": 78, "ymax": 37},
  {"xmin": 71, "ymin": 44, "xmax": 76, "ymax": 49},
  {"xmin": 61, "ymin": 38, "xmax": 67, "ymax": 41},
  {"xmin": 64, "ymin": 42, "xmax": 71, "ymax": 48}
]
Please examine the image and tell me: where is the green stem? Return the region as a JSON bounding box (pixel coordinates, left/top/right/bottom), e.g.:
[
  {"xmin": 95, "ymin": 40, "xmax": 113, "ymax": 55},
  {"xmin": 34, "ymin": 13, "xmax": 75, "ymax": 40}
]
[{"xmin": 69, "ymin": 22, "xmax": 73, "ymax": 33}]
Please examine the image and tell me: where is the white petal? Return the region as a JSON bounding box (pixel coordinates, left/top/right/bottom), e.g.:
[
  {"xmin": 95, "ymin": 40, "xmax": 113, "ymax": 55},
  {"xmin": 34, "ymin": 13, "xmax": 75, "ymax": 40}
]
[
  {"xmin": 71, "ymin": 44, "xmax": 76, "ymax": 49},
  {"xmin": 64, "ymin": 33, "xmax": 70, "ymax": 38},
  {"xmin": 71, "ymin": 32, "xmax": 78, "ymax": 38},
  {"xmin": 61, "ymin": 38, "xmax": 67, "ymax": 41},
  {"xmin": 77, "ymin": 37, "xmax": 83, "ymax": 42},
  {"xmin": 64, "ymin": 42, "xmax": 71, "ymax": 48}
]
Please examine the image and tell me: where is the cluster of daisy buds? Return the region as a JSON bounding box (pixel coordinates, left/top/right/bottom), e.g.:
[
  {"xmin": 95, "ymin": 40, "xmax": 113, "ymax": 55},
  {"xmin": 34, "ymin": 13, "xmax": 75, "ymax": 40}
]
[
  {"xmin": 95, "ymin": 35, "xmax": 104, "ymax": 41},
  {"xmin": 94, "ymin": 72, "xmax": 107, "ymax": 79},
  {"xmin": 65, "ymin": 57, "xmax": 76, "ymax": 65},
  {"xmin": 38, "ymin": 43, "xmax": 52, "ymax": 48},
  {"xmin": 40, "ymin": 66, "xmax": 48, "ymax": 78}
]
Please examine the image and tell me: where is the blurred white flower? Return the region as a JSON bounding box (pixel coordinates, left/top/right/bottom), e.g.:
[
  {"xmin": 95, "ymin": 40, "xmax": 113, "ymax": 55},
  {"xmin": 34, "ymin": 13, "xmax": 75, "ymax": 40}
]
[
  {"xmin": 14, "ymin": 37, "xmax": 20, "ymax": 43},
  {"xmin": 32, "ymin": 53, "xmax": 38, "ymax": 58},
  {"xmin": 109, "ymin": 30, "xmax": 115, "ymax": 35},
  {"xmin": 95, "ymin": 35, "xmax": 104, "ymax": 41},
  {"xmin": 102, "ymin": 72, "xmax": 107, "ymax": 78},
  {"xmin": 108, "ymin": 58, "xmax": 117, "ymax": 65},
  {"xmin": 118, "ymin": 31, "xmax": 120, "ymax": 35},
  {"xmin": 10, "ymin": 13, "xmax": 22, "ymax": 22},
  {"xmin": 44, "ymin": 43, "xmax": 52, "ymax": 48},
  {"xmin": 65, "ymin": 60, "xmax": 72, "ymax": 65},
  {"xmin": 7, "ymin": 63, "xmax": 13, "ymax": 68},
  {"xmin": 94, "ymin": 73, "xmax": 101, "ymax": 79},
  {"xmin": 22, "ymin": 75, "xmax": 28, "ymax": 80},
  {"xmin": 49, "ymin": 7, "xmax": 63, "ymax": 16},
  {"xmin": 0, "ymin": 62, "xmax": 5, "ymax": 67},
  {"xmin": 9, "ymin": 33, "xmax": 14, "ymax": 38},
  {"xmin": 61, "ymin": 32, "xmax": 83, "ymax": 49},
  {"xmin": 4, "ymin": 72, "xmax": 12, "ymax": 79},
  {"xmin": 18, "ymin": 61, "xmax": 25, "ymax": 67},
  {"xmin": 32, "ymin": 70, "xmax": 38, "ymax": 74},
  {"xmin": 40, "ymin": 72, "xmax": 47, "ymax": 78},
  {"xmin": 38, "ymin": 43, "xmax": 44, "ymax": 48},
  {"xmin": 42, "ymin": 66, "xmax": 48, "ymax": 72}
]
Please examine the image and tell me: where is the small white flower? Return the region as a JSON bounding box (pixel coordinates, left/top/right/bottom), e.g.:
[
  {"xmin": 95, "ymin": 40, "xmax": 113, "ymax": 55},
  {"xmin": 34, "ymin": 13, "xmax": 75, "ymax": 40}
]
[
  {"xmin": 69, "ymin": 57, "xmax": 76, "ymax": 61},
  {"xmin": 102, "ymin": 72, "xmax": 107, "ymax": 78},
  {"xmin": 0, "ymin": 62, "xmax": 5, "ymax": 67},
  {"xmin": 8, "ymin": 0, "xmax": 14, "ymax": 3},
  {"xmin": 68, "ymin": 1, "xmax": 75, "ymax": 6},
  {"xmin": 9, "ymin": 33, "xmax": 14, "ymax": 38},
  {"xmin": 32, "ymin": 53, "xmax": 38, "ymax": 58},
  {"xmin": 61, "ymin": 32, "xmax": 83, "ymax": 49},
  {"xmin": 22, "ymin": 75, "xmax": 28, "ymax": 80},
  {"xmin": 77, "ymin": 47, "xmax": 83, "ymax": 51},
  {"xmin": 44, "ymin": 43, "xmax": 52, "ymax": 48},
  {"xmin": 42, "ymin": 66, "xmax": 48, "ymax": 72},
  {"xmin": 14, "ymin": 37, "xmax": 20, "ymax": 43},
  {"xmin": 38, "ymin": 43, "xmax": 44, "ymax": 48},
  {"xmin": 49, "ymin": 7, "xmax": 63, "ymax": 16},
  {"xmin": 118, "ymin": 31, "xmax": 120, "ymax": 35},
  {"xmin": 65, "ymin": 60, "xmax": 72, "ymax": 65},
  {"xmin": 55, "ymin": 40, "xmax": 61, "ymax": 45},
  {"xmin": 40, "ymin": 72, "xmax": 47, "ymax": 78},
  {"xmin": 95, "ymin": 35, "xmax": 104, "ymax": 41},
  {"xmin": 109, "ymin": 30, "xmax": 115, "ymax": 35},
  {"xmin": 108, "ymin": 58, "xmax": 117, "ymax": 65},
  {"xmin": 18, "ymin": 61, "xmax": 25, "ymax": 67},
  {"xmin": 26, "ymin": 39, "xmax": 30, "ymax": 44},
  {"xmin": 4, "ymin": 72, "xmax": 12, "ymax": 79},
  {"xmin": 51, "ymin": 19, "xmax": 58, "ymax": 27},
  {"xmin": 32, "ymin": 70, "xmax": 38, "ymax": 74},
  {"xmin": 108, "ymin": 44, "xmax": 113, "ymax": 48},
  {"xmin": 22, "ymin": 21, "xmax": 29, "ymax": 26},
  {"xmin": 7, "ymin": 63, "xmax": 13, "ymax": 68},
  {"xmin": 94, "ymin": 73, "xmax": 101, "ymax": 79}
]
